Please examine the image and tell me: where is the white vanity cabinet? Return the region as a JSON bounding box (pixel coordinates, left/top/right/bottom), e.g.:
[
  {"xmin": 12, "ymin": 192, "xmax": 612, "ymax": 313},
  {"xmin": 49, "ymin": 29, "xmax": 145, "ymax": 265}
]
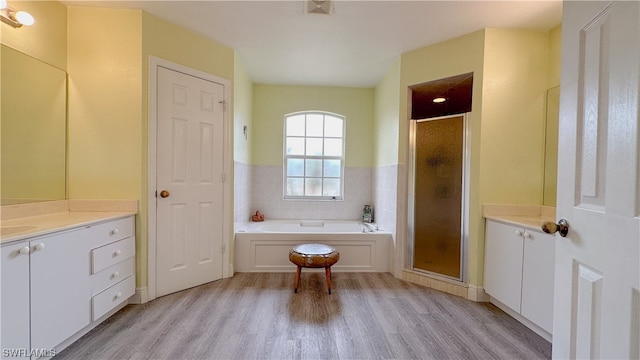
[
  {"xmin": 0, "ymin": 215, "xmax": 135, "ymax": 359},
  {"xmin": 484, "ymin": 219, "xmax": 555, "ymax": 337}
]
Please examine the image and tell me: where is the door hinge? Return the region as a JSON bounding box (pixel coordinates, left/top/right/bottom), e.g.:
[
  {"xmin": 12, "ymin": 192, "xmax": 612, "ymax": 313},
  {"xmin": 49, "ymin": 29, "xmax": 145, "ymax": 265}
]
[
  {"xmin": 221, "ymin": 243, "xmax": 226, "ymax": 254},
  {"xmin": 221, "ymin": 173, "xmax": 226, "ymax": 183},
  {"xmin": 218, "ymin": 100, "xmax": 227, "ymax": 111}
]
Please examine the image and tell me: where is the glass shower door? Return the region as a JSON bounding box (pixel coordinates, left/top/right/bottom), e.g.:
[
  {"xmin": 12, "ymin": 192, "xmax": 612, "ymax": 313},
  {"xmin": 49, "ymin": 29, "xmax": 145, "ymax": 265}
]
[{"xmin": 413, "ymin": 116, "xmax": 464, "ymax": 279}]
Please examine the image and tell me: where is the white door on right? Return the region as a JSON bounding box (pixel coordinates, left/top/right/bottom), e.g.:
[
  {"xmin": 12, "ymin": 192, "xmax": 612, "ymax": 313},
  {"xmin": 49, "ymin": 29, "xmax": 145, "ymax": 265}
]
[{"xmin": 554, "ymin": 2, "xmax": 639, "ymax": 359}]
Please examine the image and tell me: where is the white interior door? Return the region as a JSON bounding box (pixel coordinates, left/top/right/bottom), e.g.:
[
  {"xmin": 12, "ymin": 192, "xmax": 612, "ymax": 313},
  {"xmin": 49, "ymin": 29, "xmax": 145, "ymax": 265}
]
[
  {"xmin": 156, "ymin": 66, "xmax": 225, "ymax": 297},
  {"xmin": 554, "ymin": 2, "xmax": 640, "ymax": 358}
]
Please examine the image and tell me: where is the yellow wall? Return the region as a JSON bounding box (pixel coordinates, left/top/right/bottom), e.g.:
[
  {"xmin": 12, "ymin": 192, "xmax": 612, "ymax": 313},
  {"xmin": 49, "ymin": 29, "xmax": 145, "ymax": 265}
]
[
  {"xmin": 547, "ymin": 25, "xmax": 562, "ymax": 89},
  {"xmin": 234, "ymin": 54, "xmax": 253, "ymax": 164},
  {"xmin": 0, "ymin": 0, "xmax": 67, "ymax": 71},
  {"xmin": 373, "ymin": 59, "xmax": 401, "ymax": 167},
  {"xmin": 252, "ymin": 85, "xmax": 374, "ymax": 167}
]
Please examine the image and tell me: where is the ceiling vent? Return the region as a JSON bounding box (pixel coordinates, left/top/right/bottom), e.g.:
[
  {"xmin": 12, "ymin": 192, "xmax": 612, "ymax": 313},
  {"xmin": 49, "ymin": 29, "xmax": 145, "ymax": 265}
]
[{"xmin": 306, "ymin": 0, "xmax": 334, "ymax": 15}]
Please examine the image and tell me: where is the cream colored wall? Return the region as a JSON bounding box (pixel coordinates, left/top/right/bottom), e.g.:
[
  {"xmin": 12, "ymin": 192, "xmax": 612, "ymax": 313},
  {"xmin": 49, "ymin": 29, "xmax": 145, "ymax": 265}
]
[
  {"xmin": 373, "ymin": 59, "xmax": 401, "ymax": 167},
  {"xmin": 0, "ymin": 0, "xmax": 67, "ymax": 70},
  {"xmin": 234, "ymin": 54, "xmax": 253, "ymax": 164},
  {"xmin": 400, "ymin": 30, "xmax": 486, "ymax": 285},
  {"xmin": 547, "ymin": 25, "xmax": 562, "ymax": 89},
  {"xmin": 252, "ymin": 85, "xmax": 374, "ymax": 167}
]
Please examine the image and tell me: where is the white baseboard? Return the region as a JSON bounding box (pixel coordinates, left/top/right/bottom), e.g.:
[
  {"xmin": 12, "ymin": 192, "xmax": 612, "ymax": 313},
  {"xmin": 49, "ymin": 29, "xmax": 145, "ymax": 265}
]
[
  {"xmin": 129, "ymin": 287, "xmax": 149, "ymax": 304},
  {"xmin": 467, "ymin": 284, "xmax": 489, "ymax": 302}
]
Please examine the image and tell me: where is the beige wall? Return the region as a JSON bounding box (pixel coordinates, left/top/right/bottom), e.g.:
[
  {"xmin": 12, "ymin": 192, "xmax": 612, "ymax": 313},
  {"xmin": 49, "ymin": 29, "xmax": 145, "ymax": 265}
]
[
  {"xmin": 234, "ymin": 54, "xmax": 254, "ymax": 164},
  {"xmin": 252, "ymin": 84, "xmax": 374, "ymax": 168},
  {"xmin": 373, "ymin": 59, "xmax": 401, "ymax": 167}
]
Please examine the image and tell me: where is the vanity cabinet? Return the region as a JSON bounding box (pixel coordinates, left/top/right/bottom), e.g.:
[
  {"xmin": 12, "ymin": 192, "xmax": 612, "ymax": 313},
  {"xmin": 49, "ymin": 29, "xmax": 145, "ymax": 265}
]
[
  {"xmin": 0, "ymin": 215, "xmax": 135, "ymax": 359},
  {"xmin": 484, "ymin": 219, "xmax": 555, "ymax": 335}
]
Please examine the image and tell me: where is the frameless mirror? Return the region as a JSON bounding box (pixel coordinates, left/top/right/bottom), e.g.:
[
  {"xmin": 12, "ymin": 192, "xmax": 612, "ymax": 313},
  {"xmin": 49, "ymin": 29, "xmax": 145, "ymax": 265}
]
[
  {"xmin": 543, "ymin": 86, "xmax": 559, "ymax": 206},
  {"xmin": 1, "ymin": 45, "xmax": 67, "ymax": 205}
]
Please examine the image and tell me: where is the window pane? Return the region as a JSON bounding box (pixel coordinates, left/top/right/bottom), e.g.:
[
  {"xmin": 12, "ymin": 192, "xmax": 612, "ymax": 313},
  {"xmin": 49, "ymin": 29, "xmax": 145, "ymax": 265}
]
[
  {"xmin": 287, "ymin": 158, "xmax": 304, "ymax": 176},
  {"xmin": 324, "ymin": 138, "xmax": 342, "ymax": 156},
  {"xmin": 324, "ymin": 159, "xmax": 341, "ymax": 177},
  {"xmin": 306, "ymin": 114, "xmax": 324, "ymax": 137},
  {"xmin": 324, "ymin": 116, "xmax": 343, "ymax": 137},
  {"xmin": 286, "ymin": 137, "xmax": 304, "ymax": 155},
  {"xmin": 305, "ymin": 178, "xmax": 322, "ymax": 196},
  {"xmin": 323, "ymin": 179, "xmax": 341, "ymax": 196},
  {"xmin": 306, "ymin": 138, "xmax": 323, "ymax": 156},
  {"xmin": 306, "ymin": 159, "xmax": 322, "ymax": 177},
  {"xmin": 286, "ymin": 115, "xmax": 305, "ymax": 136},
  {"xmin": 286, "ymin": 178, "xmax": 303, "ymax": 196}
]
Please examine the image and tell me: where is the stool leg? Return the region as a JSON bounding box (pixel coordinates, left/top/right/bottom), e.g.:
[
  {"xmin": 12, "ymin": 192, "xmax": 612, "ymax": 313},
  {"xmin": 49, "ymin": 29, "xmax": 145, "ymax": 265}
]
[
  {"xmin": 325, "ymin": 266, "xmax": 332, "ymax": 294},
  {"xmin": 294, "ymin": 266, "xmax": 302, "ymax": 293}
]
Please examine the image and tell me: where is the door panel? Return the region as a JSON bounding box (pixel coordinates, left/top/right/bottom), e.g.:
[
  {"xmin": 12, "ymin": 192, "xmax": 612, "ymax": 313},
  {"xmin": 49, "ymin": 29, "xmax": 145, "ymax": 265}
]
[
  {"xmin": 554, "ymin": 2, "xmax": 640, "ymax": 358},
  {"xmin": 156, "ymin": 66, "xmax": 224, "ymax": 297}
]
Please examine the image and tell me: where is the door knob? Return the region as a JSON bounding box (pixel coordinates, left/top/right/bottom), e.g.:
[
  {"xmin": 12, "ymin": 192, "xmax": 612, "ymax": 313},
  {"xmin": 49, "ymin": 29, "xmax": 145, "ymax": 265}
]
[
  {"xmin": 159, "ymin": 190, "xmax": 170, "ymax": 198},
  {"xmin": 542, "ymin": 219, "xmax": 569, "ymax": 237}
]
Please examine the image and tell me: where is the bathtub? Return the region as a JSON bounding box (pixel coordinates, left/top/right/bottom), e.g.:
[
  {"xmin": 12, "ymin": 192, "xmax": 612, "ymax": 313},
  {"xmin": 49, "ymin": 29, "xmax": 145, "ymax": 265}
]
[{"xmin": 234, "ymin": 220, "xmax": 392, "ymax": 273}]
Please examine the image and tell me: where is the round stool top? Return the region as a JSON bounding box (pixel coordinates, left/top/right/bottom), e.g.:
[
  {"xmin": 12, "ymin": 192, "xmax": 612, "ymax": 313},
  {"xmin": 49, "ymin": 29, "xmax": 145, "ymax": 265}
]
[{"xmin": 292, "ymin": 243, "xmax": 335, "ymax": 255}]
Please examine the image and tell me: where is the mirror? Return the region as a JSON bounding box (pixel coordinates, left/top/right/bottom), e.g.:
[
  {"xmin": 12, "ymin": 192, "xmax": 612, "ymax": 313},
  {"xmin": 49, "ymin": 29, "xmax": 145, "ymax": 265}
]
[
  {"xmin": 543, "ymin": 86, "xmax": 559, "ymax": 206},
  {"xmin": 1, "ymin": 45, "xmax": 67, "ymax": 205}
]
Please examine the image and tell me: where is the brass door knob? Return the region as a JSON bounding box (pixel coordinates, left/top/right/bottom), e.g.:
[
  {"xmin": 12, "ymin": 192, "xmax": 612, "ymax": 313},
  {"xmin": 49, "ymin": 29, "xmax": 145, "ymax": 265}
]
[
  {"xmin": 159, "ymin": 190, "xmax": 170, "ymax": 198},
  {"xmin": 542, "ymin": 219, "xmax": 569, "ymax": 237}
]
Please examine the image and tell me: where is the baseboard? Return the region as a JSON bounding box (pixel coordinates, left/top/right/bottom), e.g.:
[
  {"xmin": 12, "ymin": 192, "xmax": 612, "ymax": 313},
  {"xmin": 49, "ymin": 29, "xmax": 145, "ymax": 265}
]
[
  {"xmin": 129, "ymin": 287, "xmax": 149, "ymax": 304},
  {"xmin": 489, "ymin": 296, "xmax": 552, "ymax": 342},
  {"xmin": 402, "ymin": 269, "xmax": 468, "ymax": 298},
  {"xmin": 467, "ymin": 284, "xmax": 489, "ymax": 302}
]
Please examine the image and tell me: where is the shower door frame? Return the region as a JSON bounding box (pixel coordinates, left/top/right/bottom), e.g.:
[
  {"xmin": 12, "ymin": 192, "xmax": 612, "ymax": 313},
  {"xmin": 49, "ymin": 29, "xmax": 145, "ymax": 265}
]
[{"xmin": 407, "ymin": 113, "xmax": 470, "ymax": 282}]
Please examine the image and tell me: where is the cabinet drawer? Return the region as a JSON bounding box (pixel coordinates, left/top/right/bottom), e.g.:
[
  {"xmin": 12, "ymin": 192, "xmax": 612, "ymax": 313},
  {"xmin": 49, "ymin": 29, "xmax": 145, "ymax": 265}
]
[
  {"xmin": 92, "ymin": 275, "xmax": 135, "ymax": 321},
  {"xmin": 91, "ymin": 256, "xmax": 134, "ymax": 296},
  {"xmin": 91, "ymin": 236, "xmax": 135, "ymax": 274},
  {"xmin": 89, "ymin": 217, "xmax": 135, "ymax": 248}
]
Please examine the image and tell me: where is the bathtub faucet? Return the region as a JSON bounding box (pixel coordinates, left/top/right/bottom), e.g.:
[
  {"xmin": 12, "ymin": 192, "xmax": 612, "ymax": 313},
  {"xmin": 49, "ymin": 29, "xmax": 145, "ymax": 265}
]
[{"xmin": 360, "ymin": 222, "xmax": 378, "ymax": 232}]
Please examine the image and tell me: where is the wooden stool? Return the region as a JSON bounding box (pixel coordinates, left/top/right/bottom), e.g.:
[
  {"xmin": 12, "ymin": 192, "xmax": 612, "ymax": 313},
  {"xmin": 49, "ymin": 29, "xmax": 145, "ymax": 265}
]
[{"xmin": 289, "ymin": 244, "xmax": 340, "ymax": 294}]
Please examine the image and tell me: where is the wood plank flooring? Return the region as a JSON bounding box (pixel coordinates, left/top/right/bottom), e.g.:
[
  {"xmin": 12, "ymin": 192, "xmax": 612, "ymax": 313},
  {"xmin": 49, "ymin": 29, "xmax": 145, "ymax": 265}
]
[{"xmin": 56, "ymin": 273, "xmax": 551, "ymax": 360}]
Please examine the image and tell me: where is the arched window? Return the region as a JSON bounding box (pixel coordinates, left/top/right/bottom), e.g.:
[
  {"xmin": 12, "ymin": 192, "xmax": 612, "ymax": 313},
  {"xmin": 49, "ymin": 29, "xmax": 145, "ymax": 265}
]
[{"xmin": 284, "ymin": 111, "xmax": 345, "ymax": 200}]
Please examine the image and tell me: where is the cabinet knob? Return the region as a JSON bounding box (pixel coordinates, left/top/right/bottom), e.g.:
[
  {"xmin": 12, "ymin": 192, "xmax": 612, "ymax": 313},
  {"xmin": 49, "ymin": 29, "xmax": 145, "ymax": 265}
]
[
  {"xmin": 19, "ymin": 246, "xmax": 30, "ymax": 255},
  {"xmin": 523, "ymin": 232, "xmax": 531, "ymax": 239},
  {"xmin": 112, "ymin": 271, "xmax": 120, "ymax": 279},
  {"xmin": 115, "ymin": 292, "xmax": 122, "ymax": 299},
  {"xmin": 515, "ymin": 230, "xmax": 523, "ymax": 236},
  {"xmin": 111, "ymin": 228, "xmax": 119, "ymax": 236},
  {"xmin": 34, "ymin": 243, "xmax": 45, "ymax": 251},
  {"xmin": 113, "ymin": 249, "xmax": 122, "ymax": 257}
]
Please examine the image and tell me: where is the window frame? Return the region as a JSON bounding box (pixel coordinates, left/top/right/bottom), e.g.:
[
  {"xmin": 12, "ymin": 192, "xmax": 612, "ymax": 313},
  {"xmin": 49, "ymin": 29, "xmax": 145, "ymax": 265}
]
[{"xmin": 283, "ymin": 111, "xmax": 346, "ymax": 201}]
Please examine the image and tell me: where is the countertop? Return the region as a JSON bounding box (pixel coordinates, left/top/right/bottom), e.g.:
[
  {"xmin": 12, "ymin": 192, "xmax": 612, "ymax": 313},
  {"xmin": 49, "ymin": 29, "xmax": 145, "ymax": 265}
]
[
  {"xmin": 483, "ymin": 204, "xmax": 555, "ymax": 232},
  {"xmin": 1, "ymin": 200, "xmax": 137, "ymax": 245}
]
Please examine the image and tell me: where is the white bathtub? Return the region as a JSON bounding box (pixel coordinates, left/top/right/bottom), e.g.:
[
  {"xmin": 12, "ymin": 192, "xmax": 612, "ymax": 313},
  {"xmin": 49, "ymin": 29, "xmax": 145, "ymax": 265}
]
[{"xmin": 234, "ymin": 220, "xmax": 392, "ymax": 273}]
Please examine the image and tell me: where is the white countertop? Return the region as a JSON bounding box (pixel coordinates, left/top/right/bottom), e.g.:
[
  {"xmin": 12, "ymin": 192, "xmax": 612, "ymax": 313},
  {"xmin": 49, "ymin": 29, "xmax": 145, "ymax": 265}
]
[
  {"xmin": 1, "ymin": 200, "xmax": 137, "ymax": 245},
  {"xmin": 1, "ymin": 211, "xmax": 136, "ymax": 244},
  {"xmin": 483, "ymin": 204, "xmax": 555, "ymax": 231}
]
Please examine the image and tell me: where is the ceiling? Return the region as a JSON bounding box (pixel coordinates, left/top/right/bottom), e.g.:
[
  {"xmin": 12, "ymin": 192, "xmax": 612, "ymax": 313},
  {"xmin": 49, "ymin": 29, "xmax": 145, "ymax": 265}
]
[{"xmin": 63, "ymin": 0, "xmax": 563, "ymax": 88}]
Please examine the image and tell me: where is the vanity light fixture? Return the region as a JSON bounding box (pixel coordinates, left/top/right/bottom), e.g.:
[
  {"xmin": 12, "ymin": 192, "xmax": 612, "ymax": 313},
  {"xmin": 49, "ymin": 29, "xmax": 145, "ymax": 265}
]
[
  {"xmin": 0, "ymin": 1, "xmax": 34, "ymax": 28},
  {"xmin": 433, "ymin": 97, "xmax": 446, "ymax": 103}
]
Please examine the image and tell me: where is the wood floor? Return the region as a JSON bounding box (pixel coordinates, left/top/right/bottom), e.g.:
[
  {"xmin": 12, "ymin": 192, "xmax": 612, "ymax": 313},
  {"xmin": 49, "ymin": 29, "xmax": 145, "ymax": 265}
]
[{"xmin": 56, "ymin": 272, "xmax": 551, "ymax": 360}]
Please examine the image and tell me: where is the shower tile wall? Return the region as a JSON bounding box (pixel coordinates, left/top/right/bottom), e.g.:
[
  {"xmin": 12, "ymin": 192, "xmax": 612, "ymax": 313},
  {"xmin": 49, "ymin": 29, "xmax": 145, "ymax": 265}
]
[
  {"xmin": 372, "ymin": 164, "xmax": 398, "ymax": 234},
  {"xmin": 251, "ymin": 165, "xmax": 372, "ymax": 220},
  {"xmin": 234, "ymin": 161, "xmax": 252, "ymax": 230}
]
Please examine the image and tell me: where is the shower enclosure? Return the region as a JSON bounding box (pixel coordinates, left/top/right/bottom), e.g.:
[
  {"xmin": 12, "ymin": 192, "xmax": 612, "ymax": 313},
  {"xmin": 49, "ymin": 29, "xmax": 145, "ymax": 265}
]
[{"xmin": 409, "ymin": 115, "xmax": 468, "ymax": 280}]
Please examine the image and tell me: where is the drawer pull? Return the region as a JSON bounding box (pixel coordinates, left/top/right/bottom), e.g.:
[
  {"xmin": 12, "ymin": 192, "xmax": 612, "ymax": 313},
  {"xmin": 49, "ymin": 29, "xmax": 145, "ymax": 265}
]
[
  {"xmin": 111, "ymin": 271, "xmax": 120, "ymax": 279},
  {"xmin": 19, "ymin": 246, "xmax": 31, "ymax": 255},
  {"xmin": 110, "ymin": 228, "xmax": 119, "ymax": 236},
  {"xmin": 34, "ymin": 243, "xmax": 45, "ymax": 251},
  {"xmin": 114, "ymin": 292, "xmax": 122, "ymax": 300},
  {"xmin": 113, "ymin": 249, "xmax": 122, "ymax": 257}
]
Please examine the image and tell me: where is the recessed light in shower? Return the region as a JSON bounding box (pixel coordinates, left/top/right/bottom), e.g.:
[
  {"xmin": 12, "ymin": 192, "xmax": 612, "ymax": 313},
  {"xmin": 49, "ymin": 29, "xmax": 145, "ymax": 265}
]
[{"xmin": 433, "ymin": 97, "xmax": 446, "ymax": 103}]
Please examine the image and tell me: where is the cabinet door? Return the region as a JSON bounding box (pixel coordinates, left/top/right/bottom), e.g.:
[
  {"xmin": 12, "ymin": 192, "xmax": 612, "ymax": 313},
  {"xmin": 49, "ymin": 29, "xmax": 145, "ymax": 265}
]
[
  {"xmin": 521, "ymin": 228, "xmax": 555, "ymax": 333},
  {"xmin": 30, "ymin": 229, "xmax": 91, "ymax": 351},
  {"xmin": 1, "ymin": 242, "xmax": 30, "ymax": 359},
  {"xmin": 484, "ymin": 220, "xmax": 524, "ymax": 312}
]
